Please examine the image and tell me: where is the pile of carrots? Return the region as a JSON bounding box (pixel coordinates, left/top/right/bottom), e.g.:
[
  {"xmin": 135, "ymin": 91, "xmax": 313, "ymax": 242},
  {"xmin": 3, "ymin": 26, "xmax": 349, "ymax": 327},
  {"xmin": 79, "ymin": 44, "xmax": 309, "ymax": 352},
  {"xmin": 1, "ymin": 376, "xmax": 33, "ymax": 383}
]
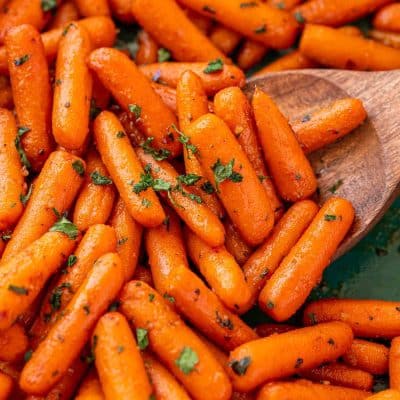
[{"xmin": 0, "ymin": 0, "xmax": 399, "ymax": 399}]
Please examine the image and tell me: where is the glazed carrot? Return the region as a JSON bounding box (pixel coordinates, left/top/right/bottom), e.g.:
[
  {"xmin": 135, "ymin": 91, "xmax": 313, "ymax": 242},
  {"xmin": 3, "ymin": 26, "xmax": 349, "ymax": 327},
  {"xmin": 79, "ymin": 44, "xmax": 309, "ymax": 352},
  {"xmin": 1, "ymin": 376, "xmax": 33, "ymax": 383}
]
[
  {"xmin": 260, "ymin": 197, "xmax": 354, "ymax": 321},
  {"xmin": 187, "ymin": 114, "xmax": 274, "ymax": 245},
  {"xmin": 136, "ymin": 149, "xmax": 225, "ymax": 247},
  {"xmin": 132, "ymin": 0, "xmax": 225, "ymax": 62},
  {"xmin": 214, "ymin": 86, "xmax": 283, "ymax": 218},
  {"xmin": 293, "ymin": 0, "xmax": 392, "ymax": 26},
  {"xmin": 91, "ymin": 75, "xmax": 111, "ymax": 111},
  {"xmin": 0, "ymin": 324, "xmax": 28, "ymax": 362},
  {"xmin": 93, "ymin": 312, "xmax": 153, "ymax": 400},
  {"xmin": 74, "ymin": 0, "xmax": 110, "ymax": 17},
  {"xmin": 48, "ymin": 2, "xmax": 80, "ymax": 29},
  {"xmin": 339, "ymin": 25, "xmax": 363, "ymax": 36},
  {"xmin": 0, "ymin": 76, "xmax": 13, "ymax": 109},
  {"xmin": 151, "ymin": 82, "xmax": 178, "ymax": 113},
  {"xmin": 291, "ymin": 98, "xmax": 367, "ymax": 154},
  {"xmin": 135, "ymin": 30, "xmax": 158, "ymax": 65},
  {"xmin": 139, "ymin": 62, "xmax": 246, "ymax": 96},
  {"xmin": 373, "ymin": 3, "xmax": 400, "ymax": 32},
  {"xmin": 185, "ymin": 9, "xmax": 213, "ymax": 35},
  {"xmin": 0, "ymin": 110, "xmax": 24, "ymax": 231},
  {"xmin": 370, "ymin": 30, "xmax": 400, "ymax": 49},
  {"xmin": 133, "ymin": 265, "xmax": 153, "ymax": 286},
  {"xmin": 2, "ymin": 151, "xmax": 84, "ymax": 261},
  {"xmin": 0, "ymin": 371, "xmax": 13, "ymax": 400},
  {"xmin": 120, "ymin": 281, "xmax": 232, "ymax": 400},
  {"xmin": 343, "ymin": 339, "xmax": 389, "ymax": 375},
  {"xmin": 390, "ymin": 337, "xmax": 400, "ymax": 390},
  {"xmin": 89, "ymin": 48, "xmax": 181, "ymax": 157},
  {"xmin": 267, "ymin": 0, "xmax": 302, "ymax": 10},
  {"xmin": 237, "ymin": 41, "xmax": 268, "ymax": 70},
  {"xmin": 210, "ymin": 25, "xmax": 241, "ymax": 55},
  {"xmin": 20, "ymin": 253, "xmax": 124, "ymax": 395},
  {"xmin": 254, "ymin": 323, "xmax": 295, "ymax": 337},
  {"xmin": 143, "ymin": 352, "xmax": 191, "ymax": 400},
  {"xmin": 178, "ymin": 0, "xmax": 299, "ymax": 49},
  {"xmin": 0, "ymin": 231, "xmax": 77, "ymax": 331},
  {"xmin": 301, "ymin": 362, "xmax": 374, "ymax": 391},
  {"xmin": 252, "ymin": 88, "xmax": 317, "ymax": 202},
  {"xmin": 75, "ymin": 371, "xmax": 105, "ymax": 400},
  {"xmin": 94, "ymin": 111, "xmax": 165, "ymax": 228},
  {"xmin": 228, "ymin": 322, "xmax": 353, "ymax": 391},
  {"xmin": 366, "ymin": 390, "xmax": 400, "ymax": 400},
  {"xmin": 243, "ymin": 200, "xmax": 319, "ymax": 308},
  {"xmin": 224, "ymin": 219, "xmax": 252, "ymax": 266},
  {"xmin": 257, "ymin": 379, "xmax": 370, "ymax": 400},
  {"xmin": 304, "ymin": 299, "xmax": 400, "ymax": 338},
  {"xmin": 109, "ymin": 0, "xmax": 135, "ymax": 23},
  {"xmin": 73, "ymin": 150, "xmax": 115, "ymax": 232},
  {"xmin": 300, "ymin": 24, "xmax": 400, "ymax": 70},
  {"xmin": 29, "ymin": 224, "xmax": 117, "ymax": 347},
  {"xmin": 53, "ymin": 23, "xmax": 92, "ymax": 151}
]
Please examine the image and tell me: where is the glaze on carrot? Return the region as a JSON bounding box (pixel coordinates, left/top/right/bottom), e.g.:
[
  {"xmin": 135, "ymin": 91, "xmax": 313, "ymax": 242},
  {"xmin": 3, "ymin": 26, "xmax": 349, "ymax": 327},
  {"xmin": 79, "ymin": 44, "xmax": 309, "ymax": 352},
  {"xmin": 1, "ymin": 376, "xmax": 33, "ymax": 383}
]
[
  {"xmin": 390, "ymin": 337, "xmax": 400, "ymax": 390},
  {"xmin": 74, "ymin": 0, "xmax": 110, "ymax": 17},
  {"xmin": 109, "ymin": 0, "xmax": 135, "ymax": 23},
  {"xmin": 0, "ymin": 323, "xmax": 28, "ymax": 362},
  {"xmin": 369, "ymin": 29, "xmax": 400, "ymax": 49},
  {"xmin": 366, "ymin": 390, "xmax": 400, "ymax": 400},
  {"xmin": 0, "ymin": 371, "xmax": 13, "ymax": 400},
  {"xmin": 210, "ymin": 25, "xmax": 241, "ymax": 55},
  {"xmin": 135, "ymin": 30, "xmax": 158, "ymax": 65},
  {"xmin": 237, "ymin": 40, "xmax": 268, "ymax": 70},
  {"xmin": 75, "ymin": 371, "xmax": 105, "ymax": 400},
  {"xmin": 224, "ymin": 219, "xmax": 253, "ymax": 266},
  {"xmin": 0, "ymin": 76, "xmax": 13, "ymax": 109},
  {"xmin": 254, "ymin": 323, "xmax": 295, "ymax": 337},
  {"xmin": 373, "ymin": 3, "xmax": 400, "ymax": 33},
  {"xmin": 48, "ymin": 1, "xmax": 80, "ymax": 29}
]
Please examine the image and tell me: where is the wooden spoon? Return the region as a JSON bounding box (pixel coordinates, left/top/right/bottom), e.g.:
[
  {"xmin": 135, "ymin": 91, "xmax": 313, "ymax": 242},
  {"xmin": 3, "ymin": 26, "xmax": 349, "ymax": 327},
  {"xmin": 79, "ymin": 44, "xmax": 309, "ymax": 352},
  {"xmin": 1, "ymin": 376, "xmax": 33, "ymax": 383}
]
[{"xmin": 244, "ymin": 69, "xmax": 400, "ymax": 257}]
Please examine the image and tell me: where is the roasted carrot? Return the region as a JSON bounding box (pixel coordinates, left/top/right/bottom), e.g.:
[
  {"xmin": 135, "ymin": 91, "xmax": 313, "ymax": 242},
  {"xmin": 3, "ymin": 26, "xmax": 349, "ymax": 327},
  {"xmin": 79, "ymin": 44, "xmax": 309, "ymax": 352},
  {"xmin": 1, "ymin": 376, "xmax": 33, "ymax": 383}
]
[
  {"xmin": 178, "ymin": 0, "xmax": 299, "ymax": 49},
  {"xmin": 370, "ymin": 29, "xmax": 400, "ymax": 49},
  {"xmin": 20, "ymin": 253, "xmax": 124, "ymax": 395},
  {"xmin": 93, "ymin": 312, "xmax": 153, "ymax": 400},
  {"xmin": 0, "ymin": 323, "xmax": 28, "ymax": 362},
  {"xmin": 139, "ymin": 62, "xmax": 246, "ymax": 96},
  {"xmin": 2, "ymin": 151, "xmax": 84, "ymax": 261},
  {"xmin": 133, "ymin": 265, "xmax": 153, "ymax": 286},
  {"xmin": 0, "ymin": 76, "xmax": 13, "ymax": 109},
  {"xmin": 184, "ymin": 9, "xmax": 213, "ymax": 35},
  {"xmin": 0, "ymin": 109, "xmax": 24, "ymax": 231},
  {"xmin": 5, "ymin": 24, "xmax": 53, "ymax": 171},
  {"xmin": 243, "ymin": 200, "xmax": 318, "ymax": 308},
  {"xmin": 94, "ymin": 111, "xmax": 165, "ymax": 228},
  {"xmin": 0, "ymin": 231, "xmax": 77, "ymax": 331},
  {"xmin": 74, "ymin": 0, "xmax": 110, "ymax": 17},
  {"xmin": 0, "ymin": 371, "xmax": 13, "ymax": 400},
  {"xmin": 48, "ymin": 1, "xmax": 80, "ymax": 29},
  {"xmin": 151, "ymin": 82, "xmax": 179, "ymax": 113},
  {"xmin": 75, "ymin": 371, "xmax": 105, "ymax": 400},
  {"xmin": 108, "ymin": 0, "xmax": 135, "ymax": 23},
  {"xmin": 300, "ymin": 24, "xmax": 400, "ymax": 70},
  {"xmin": 120, "ymin": 281, "xmax": 232, "ymax": 400},
  {"xmin": 291, "ymin": 97, "xmax": 367, "ymax": 153},
  {"xmin": 390, "ymin": 337, "xmax": 400, "ymax": 390},
  {"xmin": 136, "ymin": 148, "xmax": 225, "ymax": 247},
  {"xmin": 132, "ymin": 0, "xmax": 225, "ymax": 62},
  {"xmin": 29, "ymin": 224, "xmax": 117, "ymax": 347},
  {"xmin": 187, "ymin": 113, "xmax": 274, "ymax": 245},
  {"xmin": 254, "ymin": 323, "xmax": 295, "ymax": 337},
  {"xmin": 339, "ymin": 25, "xmax": 364, "ymax": 36},
  {"xmin": 73, "ymin": 149, "xmax": 115, "ymax": 232},
  {"xmin": 304, "ymin": 299, "xmax": 400, "ymax": 338},
  {"xmin": 228, "ymin": 321, "xmax": 353, "ymax": 391},
  {"xmin": 257, "ymin": 379, "xmax": 370, "ymax": 400},
  {"xmin": 89, "ymin": 48, "xmax": 181, "ymax": 157},
  {"xmin": 267, "ymin": 0, "xmax": 302, "ymax": 10},
  {"xmin": 260, "ymin": 197, "xmax": 354, "ymax": 321},
  {"xmin": 214, "ymin": 86, "xmax": 283, "ymax": 218},
  {"xmin": 366, "ymin": 390, "xmax": 400, "ymax": 400},
  {"xmin": 210, "ymin": 25, "xmax": 242, "ymax": 55},
  {"xmin": 135, "ymin": 30, "xmax": 158, "ymax": 65},
  {"xmin": 237, "ymin": 40, "xmax": 268, "ymax": 70},
  {"xmin": 224, "ymin": 219, "xmax": 253, "ymax": 266},
  {"xmin": 373, "ymin": 3, "xmax": 400, "ymax": 33},
  {"xmin": 252, "ymin": 88, "xmax": 317, "ymax": 202}
]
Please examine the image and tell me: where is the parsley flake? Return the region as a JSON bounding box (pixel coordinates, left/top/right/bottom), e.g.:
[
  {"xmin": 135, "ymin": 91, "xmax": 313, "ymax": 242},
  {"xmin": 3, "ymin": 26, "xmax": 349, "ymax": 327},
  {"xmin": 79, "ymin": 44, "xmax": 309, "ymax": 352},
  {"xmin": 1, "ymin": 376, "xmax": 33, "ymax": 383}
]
[
  {"xmin": 328, "ymin": 179, "xmax": 343, "ymax": 194},
  {"xmin": 240, "ymin": 1, "xmax": 258, "ymax": 8},
  {"xmin": 8, "ymin": 285, "xmax": 29, "ymax": 295},
  {"xmin": 294, "ymin": 11, "xmax": 305, "ymax": 23},
  {"xmin": 72, "ymin": 160, "xmax": 85, "ymax": 176},
  {"xmin": 15, "ymin": 126, "xmax": 31, "ymax": 170},
  {"xmin": 202, "ymin": 5, "xmax": 216, "ymax": 14},
  {"xmin": 141, "ymin": 137, "xmax": 171, "ymax": 161},
  {"xmin": 204, "ymin": 58, "xmax": 224, "ymax": 74},
  {"xmin": 20, "ymin": 184, "xmax": 33, "ymax": 206},
  {"xmin": 229, "ymin": 356, "xmax": 251, "ymax": 376},
  {"xmin": 212, "ymin": 159, "xmax": 243, "ymax": 192},
  {"xmin": 158, "ymin": 48, "xmax": 171, "ymax": 62},
  {"xmin": 324, "ymin": 214, "xmax": 337, "ymax": 221},
  {"xmin": 116, "ymin": 131, "xmax": 126, "ymax": 138},
  {"xmin": 41, "ymin": 0, "xmax": 57, "ymax": 12},
  {"xmin": 177, "ymin": 174, "xmax": 201, "ymax": 186},
  {"xmin": 201, "ymin": 181, "xmax": 215, "ymax": 194},
  {"xmin": 175, "ymin": 347, "xmax": 199, "ymax": 374},
  {"xmin": 14, "ymin": 54, "xmax": 30, "ymax": 66},
  {"xmin": 254, "ymin": 24, "xmax": 267, "ymax": 34},
  {"xmin": 67, "ymin": 254, "xmax": 77, "ymax": 267},
  {"xmin": 49, "ymin": 216, "xmax": 79, "ymax": 240},
  {"xmin": 136, "ymin": 328, "xmax": 149, "ymax": 350},
  {"xmin": 128, "ymin": 104, "xmax": 142, "ymax": 119},
  {"xmin": 90, "ymin": 171, "xmax": 113, "ymax": 185},
  {"xmin": 24, "ymin": 349, "xmax": 33, "ymax": 362},
  {"xmin": 173, "ymin": 125, "xmax": 197, "ymax": 157},
  {"xmin": 163, "ymin": 293, "xmax": 175, "ymax": 303}
]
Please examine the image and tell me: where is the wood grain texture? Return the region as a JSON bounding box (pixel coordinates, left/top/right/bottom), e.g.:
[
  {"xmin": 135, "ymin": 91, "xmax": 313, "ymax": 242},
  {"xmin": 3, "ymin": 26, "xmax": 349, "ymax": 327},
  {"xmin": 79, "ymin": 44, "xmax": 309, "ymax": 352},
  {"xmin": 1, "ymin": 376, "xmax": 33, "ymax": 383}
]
[{"xmin": 245, "ymin": 70, "xmax": 400, "ymax": 256}]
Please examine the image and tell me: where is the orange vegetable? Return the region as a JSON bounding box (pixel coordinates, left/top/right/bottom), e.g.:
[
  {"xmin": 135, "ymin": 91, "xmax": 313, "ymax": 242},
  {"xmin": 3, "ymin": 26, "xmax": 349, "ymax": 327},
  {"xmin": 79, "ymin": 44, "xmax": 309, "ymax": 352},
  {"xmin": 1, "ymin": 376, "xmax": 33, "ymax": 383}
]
[
  {"xmin": 228, "ymin": 322, "xmax": 353, "ymax": 392},
  {"xmin": 237, "ymin": 40, "xmax": 268, "ymax": 70},
  {"xmin": 252, "ymin": 88, "xmax": 317, "ymax": 202},
  {"xmin": 260, "ymin": 197, "xmax": 354, "ymax": 321},
  {"xmin": 339, "ymin": 25, "xmax": 364, "ymax": 36},
  {"xmin": 74, "ymin": 0, "xmax": 110, "ymax": 17},
  {"xmin": 0, "ymin": 76, "xmax": 13, "ymax": 109},
  {"xmin": 91, "ymin": 75, "xmax": 111, "ymax": 111},
  {"xmin": 151, "ymin": 82, "xmax": 179, "ymax": 113},
  {"xmin": 369, "ymin": 29, "xmax": 400, "ymax": 49},
  {"xmin": 120, "ymin": 281, "xmax": 232, "ymax": 400},
  {"xmin": 0, "ymin": 371, "xmax": 13, "ymax": 400},
  {"xmin": 267, "ymin": 0, "xmax": 302, "ymax": 10},
  {"xmin": 133, "ymin": 265, "xmax": 153, "ymax": 286},
  {"xmin": 132, "ymin": 0, "xmax": 225, "ymax": 62},
  {"xmin": 93, "ymin": 111, "xmax": 166, "ymax": 228},
  {"xmin": 135, "ymin": 30, "xmax": 158, "ymax": 65},
  {"xmin": 89, "ymin": 48, "xmax": 181, "ymax": 157},
  {"xmin": 20, "ymin": 253, "xmax": 124, "ymax": 395},
  {"xmin": 184, "ymin": 9, "xmax": 213, "ymax": 35},
  {"xmin": 0, "ymin": 323, "xmax": 28, "ymax": 362},
  {"xmin": 366, "ymin": 390, "xmax": 400, "ymax": 400},
  {"xmin": 373, "ymin": 3, "xmax": 400, "ymax": 33},
  {"xmin": 75, "ymin": 371, "xmax": 104, "ymax": 400},
  {"xmin": 73, "ymin": 149, "xmax": 115, "ymax": 232},
  {"xmin": 93, "ymin": 312, "xmax": 153, "ymax": 400},
  {"xmin": 304, "ymin": 299, "xmax": 400, "ymax": 338},
  {"xmin": 390, "ymin": 337, "xmax": 400, "ymax": 390},
  {"xmin": 210, "ymin": 25, "xmax": 241, "ymax": 55},
  {"xmin": 5, "ymin": 24, "xmax": 53, "ymax": 171},
  {"xmin": 300, "ymin": 24, "xmax": 400, "ymax": 70},
  {"xmin": 139, "ymin": 62, "xmax": 246, "ymax": 96},
  {"xmin": 254, "ymin": 323, "xmax": 295, "ymax": 337},
  {"xmin": 224, "ymin": 219, "xmax": 252, "ymax": 266},
  {"xmin": 49, "ymin": 2, "xmax": 80, "ymax": 29},
  {"xmin": 109, "ymin": 0, "xmax": 135, "ymax": 23}
]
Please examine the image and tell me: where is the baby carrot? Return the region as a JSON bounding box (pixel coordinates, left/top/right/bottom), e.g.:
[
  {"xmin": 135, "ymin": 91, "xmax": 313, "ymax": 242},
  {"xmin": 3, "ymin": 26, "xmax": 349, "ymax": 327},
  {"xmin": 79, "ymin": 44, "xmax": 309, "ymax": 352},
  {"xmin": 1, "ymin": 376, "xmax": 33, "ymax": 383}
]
[
  {"xmin": 343, "ymin": 339, "xmax": 389, "ymax": 375},
  {"xmin": 89, "ymin": 48, "xmax": 181, "ymax": 157},
  {"xmin": 0, "ymin": 371, "xmax": 13, "ymax": 400},
  {"xmin": 151, "ymin": 82, "xmax": 179, "ymax": 113},
  {"xmin": 178, "ymin": 0, "xmax": 299, "ymax": 49},
  {"xmin": 0, "ymin": 109, "xmax": 24, "ymax": 231},
  {"xmin": 93, "ymin": 312, "xmax": 153, "ymax": 400},
  {"xmin": 373, "ymin": 3, "xmax": 400, "ymax": 33},
  {"xmin": 291, "ymin": 98, "xmax": 367, "ymax": 154},
  {"xmin": 228, "ymin": 321, "xmax": 353, "ymax": 392},
  {"xmin": 0, "ymin": 76, "xmax": 13, "ymax": 109},
  {"xmin": 109, "ymin": 0, "xmax": 135, "ymax": 23},
  {"xmin": 260, "ymin": 197, "xmax": 354, "ymax": 321},
  {"xmin": 2, "ymin": 151, "xmax": 84, "ymax": 261},
  {"xmin": 135, "ymin": 30, "xmax": 158, "ymax": 65},
  {"xmin": 0, "ymin": 231, "xmax": 77, "ymax": 331},
  {"xmin": 187, "ymin": 113, "xmax": 274, "ymax": 246},
  {"xmin": 94, "ymin": 111, "xmax": 165, "ymax": 228},
  {"xmin": 252, "ymin": 88, "xmax": 317, "ymax": 202},
  {"xmin": 366, "ymin": 390, "xmax": 400, "ymax": 400},
  {"xmin": 0, "ymin": 323, "xmax": 28, "ymax": 362},
  {"xmin": 136, "ymin": 148, "xmax": 225, "ymax": 247},
  {"xmin": 257, "ymin": 379, "xmax": 370, "ymax": 400},
  {"xmin": 133, "ymin": 265, "xmax": 153, "ymax": 287},
  {"xmin": 304, "ymin": 299, "xmax": 400, "ymax": 338},
  {"xmin": 139, "ymin": 62, "xmax": 246, "ymax": 96},
  {"xmin": 210, "ymin": 25, "xmax": 242, "ymax": 55},
  {"xmin": 20, "ymin": 253, "xmax": 124, "ymax": 395},
  {"xmin": 300, "ymin": 24, "xmax": 400, "ymax": 70},
  {"xmin": 29, "ymin": 224, "xmax": 117, "ymax": 347},
  {"xmin": 214, "ymin": 86, "xmax": 283, "ymax": 218},
  {"xmin": 237, "ymin": 40, "xmax": 268, "ymax": 70},
  {"xmin": 243, "ymin": 200, "xmax": 319, "ymax": 308},
  {"xmin": 254, "ymin": 323, "xmax": 295, "ymax": 337},
  {"xmin": 390, "ymin": 337, "xmax": 400, "ymax": 390},
  {"xmin": 48, "ymin": 2, "xmax": 80, "ymax": 29},
  {"xmin": 369, "ymin": 29, "xmax": 400, "ymax": 49},
  {"xmin": 73, "ymin": 149, "xmax": 115, "ymax": 232},
  {"xmin": 91, "ymin": 75, "xmax": 111, "ymax": 111},
  {"xmin": 74, "ymin": 0, "xmax": 110, "ymax": 17},
  {"xmin": 120, "ymin": 281, "xmax": 232, "ymax": 400},
  {"xmin": 132, "ymin": 0, "xmax": 225, "ymax": 62},
  {"xmin": 53, "ymin": 23, "xmax": 92, "ymax": 151},
  {"xmin": 224, "ymin": 219, "xmax": 253, "ymax": 266},
  {"xmin": 75, "ymin": 371, "xmax": 105, "ymax": 400},
  {"xmin": 5, "ymin": 24, "xmax": 53, "ymax": 171},
  {"xmin": 142, "ymin": 352, "xmax": 191, "ymax": 400},
  {"xmin": 185, "ymin": 9, "xmax": 213, "ymax": 35}
]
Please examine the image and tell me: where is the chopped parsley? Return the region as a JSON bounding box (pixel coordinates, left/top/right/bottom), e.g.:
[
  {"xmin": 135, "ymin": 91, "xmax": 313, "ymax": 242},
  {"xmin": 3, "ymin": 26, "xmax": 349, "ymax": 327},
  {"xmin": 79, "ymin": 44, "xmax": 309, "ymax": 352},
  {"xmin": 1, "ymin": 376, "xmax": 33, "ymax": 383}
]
[
  {"xmin": 177, "ymin": 174, "xmax": 201, "ymax": 186},
  {"xmin": 118, "ymin": 237, "xmax": 128, "ymax": 246},
  {"xmin": 202, "ymin": 5, "xmax": 216, "ymax": 14},
  {"xmin": 20, "ymin": 184, "xmax": 33, "ymax": 206},
  {"xmin": 83, "ymin": 304, "xmax": 90, "ymax": 315},
  {"xmin": 201, "ymin": 181, "xmax": 215, "ymax": 194},
  {"xmin": 163, "ymin": 293, "xmax": 175, "ymax": 303},
  {"xmin": 149, "ymin": 293, "xmax": 155, "ymax": 302},
  {"xmin": 174, "ymin": 125, "xmax": 197, "ymax": 158},
  {"xmin": 301, "ymin": 114, "xmax": 312, "ymax": 123},
  {"xmin": 67, "ymin": 254, "xmax": 77, "ymax": 267},
  {"xmin": 128, "ymin": 104, "xmax": 142, "ymax": 119},
  {"xmin": 141, "ymin": 137, "xmax": 171, "ymax": 161},
  {"xmin": 328, "ymin": 179, "xmax": 343, "ymax": 194},
  {"xmin": 89, "ymin": 99, "xmax": 101, "ymax": 120},
  {"xmin": 266, "ymin": 301, "xmax": 275, "ymax": 309},
  {"xmin": 116, "ymin": 131, "xmax": 126, "ymax": 138},
  {"xmin": 308, "ymin": 312, "xmax": 318, "ymax": 325},
  {"xmin": 294, "ymin": 358, "xmax": 303, "ymax": 368},
  {"xmin": 229, "ymin": 356, "xmax": 251, "ymax": 376},
  {"xmin": 90, "ymin": 171, "xmax": 113, "ymax": 185},
  {"xmin": 215, "ymin": 311, "xmax": 234, "ymax": 330},
  {"xmin": 14, "ymin": 54, "xmax": 30, "ymax": 66},
  {"xmin": 158, "ymin": 48, "xmax": 171, "ymax": 63},
  {"xmin": 49, "ymin": 282, "xmax": 72, "ymax": 311},
  {"xmin": 117, "ymin": 345, "xmax": 125, "ymax": 353},
  {"xmin": 136, "ymin": 328, "xmax": 149, "ymax": 350},
  {"xmin": 8, "ymin": 285, "xmax": 29, "ymax": 295},
  {"xmin": 294, "ymin": 11, "xmax": 305, "ymax": 23},
  {"xmin": 15, "ymin": 126, "xmax": 31, "ymax": 171},
  {"xmin": 41, "ymin": 0, "xmax": 57, "ymax": 12},
  {"xmin": 24, "ymin": 349, "xmax": 33, "ymax": 362},
  {"xmin": 254, "ymin": 24, "xmax": 267, "ymax": 34},
  {"xmin": 204, "ymin": 58, "xmax": 224, "ymax": 74},
  {"xmin": 49, "ymin": 216, "xmax": 79, "ymax": 240},
  {"xmin": 240, "ymin": 1, "xmax": 258, "ymax": 7},
  {"xmin": 72, "ymin": 160, "xmax": 85, "ymax": 176},
  {"xmin": 212, "ymin": 159, "xmax": 243, "ymax": 192},
  {"xmin": 142, "ymin": 198, "xmax": 152, "ymax": 208},
  {"xmin": 175, "ymin": 347, "xmax": 199, "ymax": 374},
  {"xmin": 324, "ymin": 214, "xmax": 338, "ymax": 221}
]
